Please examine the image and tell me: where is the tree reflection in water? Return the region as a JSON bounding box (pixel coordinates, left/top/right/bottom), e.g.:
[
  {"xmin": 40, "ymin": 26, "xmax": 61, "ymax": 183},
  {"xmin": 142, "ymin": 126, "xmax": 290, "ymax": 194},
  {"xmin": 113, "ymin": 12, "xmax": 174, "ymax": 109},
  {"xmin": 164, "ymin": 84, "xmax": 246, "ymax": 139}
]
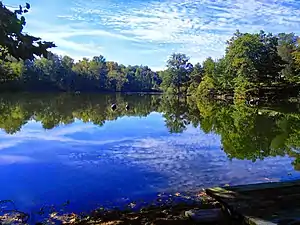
[{"xmin": 0, "ymin": 93, "xmax": 300, "ymax": 170}]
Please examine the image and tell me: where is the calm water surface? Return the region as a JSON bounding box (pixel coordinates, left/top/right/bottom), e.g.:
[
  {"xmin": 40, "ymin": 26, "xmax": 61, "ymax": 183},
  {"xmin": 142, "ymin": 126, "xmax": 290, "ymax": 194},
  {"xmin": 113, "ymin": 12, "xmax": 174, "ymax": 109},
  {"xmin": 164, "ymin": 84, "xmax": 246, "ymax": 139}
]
[{"xmin": 0, "ymin": 93, "xmax": 300, "ymax": 215}]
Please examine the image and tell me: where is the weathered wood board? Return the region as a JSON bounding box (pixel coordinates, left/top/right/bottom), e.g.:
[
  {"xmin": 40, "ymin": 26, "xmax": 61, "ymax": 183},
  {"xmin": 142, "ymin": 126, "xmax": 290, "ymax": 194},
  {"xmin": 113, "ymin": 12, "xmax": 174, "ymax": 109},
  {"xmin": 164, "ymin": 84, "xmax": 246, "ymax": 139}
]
[{"xmin": 206, "ymin": 180, "xmax": 300, "ymax": 225}]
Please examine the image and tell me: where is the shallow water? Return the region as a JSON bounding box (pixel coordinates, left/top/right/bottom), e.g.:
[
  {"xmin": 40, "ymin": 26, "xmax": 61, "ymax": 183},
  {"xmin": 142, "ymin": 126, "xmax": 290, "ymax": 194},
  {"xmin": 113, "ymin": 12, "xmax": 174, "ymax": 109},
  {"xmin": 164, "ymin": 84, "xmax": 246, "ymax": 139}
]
[{"xmin": 0, "ymin": 93, "xmax": 299, "ymax": 216}]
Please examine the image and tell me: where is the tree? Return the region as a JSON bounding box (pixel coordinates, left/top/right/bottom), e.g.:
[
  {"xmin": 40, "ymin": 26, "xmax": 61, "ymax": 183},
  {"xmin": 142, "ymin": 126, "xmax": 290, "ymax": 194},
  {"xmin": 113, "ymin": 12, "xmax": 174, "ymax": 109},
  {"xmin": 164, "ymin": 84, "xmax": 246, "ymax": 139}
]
[
  {"xmin": 277, "ymin": 33, "xmax": 298, "ymax": 63},
  {"xmin": 0, "ymin": 58, "xmax": 24, "ymax": 85},
  {"xmin": 1, "ymin": 26, "xmax": 300, "ymax": 98},
  {"xmin": 161, "ymin": 53, "xmax": 193, "ymax": 94},
  {"xmin": 197, "ymin": 57, "xmax": 217, "ymax": 96},
  {"xmin": 0, "ymin": 1, "xmax": 55, "ymax": 61},
  {"xmin": 190, "ymin": 63, "xmax": 203, "ymax": 83},
  {"xmin": 225, "ymin": 30, "xmax": 285, "ymax": 85},
  {"xmin": 276, "ymin": 33, "xmax": 300, "ymax": 83},
  {"xmin": 187, "ymin": 62, "xmax": 203, "ymax": 94},
  {"xmin": 89, "ymin": 55, "xmax": 108, "ymax": 90}
]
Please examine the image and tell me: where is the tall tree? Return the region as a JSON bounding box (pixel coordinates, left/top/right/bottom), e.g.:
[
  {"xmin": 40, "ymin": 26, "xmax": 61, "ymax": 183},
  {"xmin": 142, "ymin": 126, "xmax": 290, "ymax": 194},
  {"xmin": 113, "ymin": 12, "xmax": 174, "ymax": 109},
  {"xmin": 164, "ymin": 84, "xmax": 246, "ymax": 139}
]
[
  {"xmin": 162, "ymin": 53, "xmax": 193, "ymax": 94},
  {"xmin": 225, "ymin": 30, "xmax": 285, "ymax": 85}
]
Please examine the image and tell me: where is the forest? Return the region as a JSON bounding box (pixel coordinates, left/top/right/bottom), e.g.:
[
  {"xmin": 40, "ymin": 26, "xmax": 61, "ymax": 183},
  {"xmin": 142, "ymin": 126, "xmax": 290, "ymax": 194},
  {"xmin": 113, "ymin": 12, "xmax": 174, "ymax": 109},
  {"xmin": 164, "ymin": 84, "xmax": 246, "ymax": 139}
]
[{"xmin": 1, "ymin": 2, "xmax": 300, "ymax": 98}]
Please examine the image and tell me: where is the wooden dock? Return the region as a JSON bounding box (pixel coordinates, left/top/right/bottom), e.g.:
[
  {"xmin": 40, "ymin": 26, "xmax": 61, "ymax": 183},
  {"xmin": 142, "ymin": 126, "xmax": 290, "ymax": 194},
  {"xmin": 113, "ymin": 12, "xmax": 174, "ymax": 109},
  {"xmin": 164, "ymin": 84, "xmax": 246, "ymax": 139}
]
[{"xmin": 206, "ymin": 180, "xmax": 300, "ymax": 224}]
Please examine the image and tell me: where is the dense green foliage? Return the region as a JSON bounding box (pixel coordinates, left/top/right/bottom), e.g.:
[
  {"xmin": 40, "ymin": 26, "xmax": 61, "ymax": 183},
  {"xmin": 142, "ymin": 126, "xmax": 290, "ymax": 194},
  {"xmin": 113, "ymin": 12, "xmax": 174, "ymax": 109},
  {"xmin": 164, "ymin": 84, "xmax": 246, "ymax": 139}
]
[
  {"xmin": 197, "ymin": 31, "xmax": 300, "ymax": 99},
  {"xmin": 159, "ymin": 53, "xmax": 193, "ymax": 94},
  {"xmin": 0, "ymin": 1, "xmax": 55, "ymax": 85},
  {"xmin": 2, "ymin": 30, "xmax": 299, "ymax": 96},
  {"xmin": 0, "ymin": 54, "xmax": 161, "ymax": 92},
  {"xmin": 158, "ymin": 31, "xmax": 300, "ymax": 98},
  {"xmin": 0, "ymin": 2, "xmax": 55, "ymax": 61},
  {"xmin": 1, "ymin": 93, "xmax": 300, "ymax": 170},
  {"xmin": 0, "ymin": 54, "xmax": 162, "ymax": 92}
]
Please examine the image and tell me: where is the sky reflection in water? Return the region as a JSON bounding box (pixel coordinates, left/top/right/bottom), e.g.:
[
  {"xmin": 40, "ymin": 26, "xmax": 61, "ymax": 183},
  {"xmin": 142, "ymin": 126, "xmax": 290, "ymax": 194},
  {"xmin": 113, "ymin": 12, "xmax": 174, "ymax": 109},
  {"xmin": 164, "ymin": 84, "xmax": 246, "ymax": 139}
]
[{"xmin": 0, "ymin": 110, "xmax": 299, "ymax": 214}]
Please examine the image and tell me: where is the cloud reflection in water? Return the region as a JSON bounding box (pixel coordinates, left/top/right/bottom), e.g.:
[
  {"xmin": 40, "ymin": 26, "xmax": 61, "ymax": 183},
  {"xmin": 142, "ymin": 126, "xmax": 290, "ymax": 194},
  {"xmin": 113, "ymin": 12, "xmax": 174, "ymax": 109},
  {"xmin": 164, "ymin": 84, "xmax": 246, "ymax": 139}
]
[{"xmin": 0, "ymin": 113, "xmax": 298, "ymax": 213}]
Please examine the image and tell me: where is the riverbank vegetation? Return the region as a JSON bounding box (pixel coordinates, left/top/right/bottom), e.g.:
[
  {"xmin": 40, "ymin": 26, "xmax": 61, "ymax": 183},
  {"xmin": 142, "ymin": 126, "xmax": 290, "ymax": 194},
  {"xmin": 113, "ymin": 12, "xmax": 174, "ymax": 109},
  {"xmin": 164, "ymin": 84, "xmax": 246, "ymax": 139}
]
[
  {"xmin": 197, "ymin": 31, "xmax": 300, "ymax": 100},
  {"xmin": 1, "ymin": 2, "xmax": 300, "ymax": 99}
]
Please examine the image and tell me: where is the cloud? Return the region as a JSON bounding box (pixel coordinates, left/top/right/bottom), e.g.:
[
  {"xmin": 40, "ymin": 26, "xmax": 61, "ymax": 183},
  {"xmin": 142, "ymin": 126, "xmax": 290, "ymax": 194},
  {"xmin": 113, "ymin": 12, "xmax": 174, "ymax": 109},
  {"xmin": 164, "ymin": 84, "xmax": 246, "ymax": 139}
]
[
  {"xmin": 0, "ymin": 117, "xmax": 297, "ymax": 189},
  {"xmin": 0, "ymin": 119, "xmax": 138, "ymax": 151},
  {"xmin": 57, "ymin": 0, "xmax": 300, "ymax": 63},
  {"xmin": 0, "ymin": 141, "xmax": 24, "ymax": 151},
  {"xmin": 37, "ymin": 123, "xmax": 297, "ymax": 189},
  {"xmin": 16, "ymin": 0, "xmax": 300, "ymax": 68},
  {"xmin": 0, "ymin": 155, "xmax": 35, "ymax": 165}
]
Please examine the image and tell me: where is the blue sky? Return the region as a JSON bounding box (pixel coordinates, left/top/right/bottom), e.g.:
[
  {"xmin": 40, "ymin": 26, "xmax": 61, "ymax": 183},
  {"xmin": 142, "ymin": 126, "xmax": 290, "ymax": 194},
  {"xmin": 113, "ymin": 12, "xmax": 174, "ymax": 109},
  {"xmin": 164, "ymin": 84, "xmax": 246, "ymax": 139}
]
[{"xmin": 5, "ymin": 0, "xmax": 300, "ymax": 70}]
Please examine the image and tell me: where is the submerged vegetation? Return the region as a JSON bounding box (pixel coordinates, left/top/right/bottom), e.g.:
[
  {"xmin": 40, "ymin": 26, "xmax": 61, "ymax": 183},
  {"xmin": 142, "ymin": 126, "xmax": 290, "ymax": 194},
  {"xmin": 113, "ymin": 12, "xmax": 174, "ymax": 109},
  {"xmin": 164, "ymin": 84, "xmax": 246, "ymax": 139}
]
[{"xmin": 1, "ymin": 2, "xmax": 300, "ymax": 99}]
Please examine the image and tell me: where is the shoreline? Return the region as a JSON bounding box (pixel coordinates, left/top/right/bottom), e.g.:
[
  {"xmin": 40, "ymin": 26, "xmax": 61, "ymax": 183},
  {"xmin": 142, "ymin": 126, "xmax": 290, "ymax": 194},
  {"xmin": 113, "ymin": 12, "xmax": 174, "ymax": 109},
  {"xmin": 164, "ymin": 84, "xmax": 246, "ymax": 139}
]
[{"xmin": 0, "ymin": 191, "xmax": 228, "ymax": 225}]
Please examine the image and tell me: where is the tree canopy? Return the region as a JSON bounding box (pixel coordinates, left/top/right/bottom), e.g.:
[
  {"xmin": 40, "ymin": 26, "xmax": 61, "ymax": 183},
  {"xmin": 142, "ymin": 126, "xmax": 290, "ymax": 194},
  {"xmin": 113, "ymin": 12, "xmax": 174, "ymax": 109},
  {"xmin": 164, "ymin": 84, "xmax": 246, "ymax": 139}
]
[
  {"xmin": 0, "ymin": 1, "xmax": 55, "ymax": 61},
  {"xmin": 160, "ymin": 53, "xmax": 193, "ymax": 94}
]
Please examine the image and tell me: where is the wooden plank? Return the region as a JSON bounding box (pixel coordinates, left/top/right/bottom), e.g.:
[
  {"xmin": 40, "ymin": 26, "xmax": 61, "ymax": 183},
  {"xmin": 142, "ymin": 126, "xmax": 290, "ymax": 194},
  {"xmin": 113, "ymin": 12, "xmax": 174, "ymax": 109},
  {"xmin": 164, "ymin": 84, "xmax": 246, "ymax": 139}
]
[
  {"xmin": 206, "ymin": 180, "xmax": 300, "ymax": 225},
  {"xmin": 226, "ymin": 180, "xmax": 300, "ymax": 193},
  {"xmin": 244, "ymin": 217, "xmax": 276, "ymax": 225}
]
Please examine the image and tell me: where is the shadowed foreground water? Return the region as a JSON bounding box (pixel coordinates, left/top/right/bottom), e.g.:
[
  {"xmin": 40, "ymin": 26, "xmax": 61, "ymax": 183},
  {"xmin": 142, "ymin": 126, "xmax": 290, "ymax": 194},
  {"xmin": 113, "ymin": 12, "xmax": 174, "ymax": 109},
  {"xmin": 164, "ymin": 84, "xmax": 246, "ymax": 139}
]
[{"xmin": 0, "ymin": 93, "xmax": 300, "ymax": 216}]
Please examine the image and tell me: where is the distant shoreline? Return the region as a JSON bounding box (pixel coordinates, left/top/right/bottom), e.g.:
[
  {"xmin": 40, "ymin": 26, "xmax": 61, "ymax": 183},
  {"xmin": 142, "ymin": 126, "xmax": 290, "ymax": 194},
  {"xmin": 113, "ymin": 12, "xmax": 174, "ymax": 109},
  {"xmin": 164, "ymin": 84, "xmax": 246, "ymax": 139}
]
[{"xmin": 0, "ymin": 90, "xmax": 163, "ymax": 95}]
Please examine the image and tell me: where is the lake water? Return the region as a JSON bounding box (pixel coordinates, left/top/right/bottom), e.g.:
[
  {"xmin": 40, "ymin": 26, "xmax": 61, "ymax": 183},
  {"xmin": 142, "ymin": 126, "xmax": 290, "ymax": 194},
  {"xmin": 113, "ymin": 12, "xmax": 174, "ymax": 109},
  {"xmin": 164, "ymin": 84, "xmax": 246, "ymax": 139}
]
[{"xmin": 0, "ymin": 93, "xmax": 300, "ymax": 218}]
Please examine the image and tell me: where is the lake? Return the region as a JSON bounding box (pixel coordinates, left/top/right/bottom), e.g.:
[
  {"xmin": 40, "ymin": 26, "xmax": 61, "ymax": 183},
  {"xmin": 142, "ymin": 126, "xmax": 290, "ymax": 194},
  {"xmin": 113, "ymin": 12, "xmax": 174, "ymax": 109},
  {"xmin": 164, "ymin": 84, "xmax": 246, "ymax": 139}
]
[{"xmin": 0, "ymin": 93, "xmax": 300, "ymax": 218}]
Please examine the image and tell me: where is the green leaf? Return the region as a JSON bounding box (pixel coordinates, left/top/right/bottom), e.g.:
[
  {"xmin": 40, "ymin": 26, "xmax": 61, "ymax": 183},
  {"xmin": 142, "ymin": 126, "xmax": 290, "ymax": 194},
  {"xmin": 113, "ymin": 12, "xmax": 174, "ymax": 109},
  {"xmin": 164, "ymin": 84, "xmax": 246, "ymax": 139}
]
[{"xmin": 20, "ymin": 16, "xmax": 26, "ymax": 25}]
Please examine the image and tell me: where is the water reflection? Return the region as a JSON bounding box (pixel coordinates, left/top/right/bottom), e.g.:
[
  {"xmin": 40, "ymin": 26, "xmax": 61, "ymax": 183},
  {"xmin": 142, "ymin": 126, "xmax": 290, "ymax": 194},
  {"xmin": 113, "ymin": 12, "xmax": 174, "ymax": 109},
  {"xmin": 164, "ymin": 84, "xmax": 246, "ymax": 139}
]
[
  {"xmin": 0, "ymin": 93, "xmax": 300, "ymax": 214},
  {"xmin": 1, "ymin": 93, "xmax": 300, "ymax": 166},
  {"xmin": 197, "ymin": 98, "xmax": 300, "ymax": 169}
]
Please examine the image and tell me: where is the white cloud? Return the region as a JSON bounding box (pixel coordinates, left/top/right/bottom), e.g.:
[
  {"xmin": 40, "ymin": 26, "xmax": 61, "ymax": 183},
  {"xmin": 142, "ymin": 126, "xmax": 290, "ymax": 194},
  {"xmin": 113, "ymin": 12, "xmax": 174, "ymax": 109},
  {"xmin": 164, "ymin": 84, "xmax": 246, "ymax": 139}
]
[
  {"xmin": 62, "ymin": 0, "xmax": 300, "ymax": 64},
  {"xmin": 23, "ymin": 20, "xmax": 138, "ymax": 62},
  {"xmin": 0, "ymin": 118, "xmax": 297, "ymax": 189},
  {"xmin": 18, "ymin": 0, "xmax": 300, "ymax": 67},
  {"xmin": 0, "ymin": 120, "xmax": 137, "ymax": 152},
  {"xmin": 40, "ymin": 124, "xmax": 297, "ymax": 189},
  {"xmin": 0, "ymin": 155, "xmax": 35, "ymax": 165}
]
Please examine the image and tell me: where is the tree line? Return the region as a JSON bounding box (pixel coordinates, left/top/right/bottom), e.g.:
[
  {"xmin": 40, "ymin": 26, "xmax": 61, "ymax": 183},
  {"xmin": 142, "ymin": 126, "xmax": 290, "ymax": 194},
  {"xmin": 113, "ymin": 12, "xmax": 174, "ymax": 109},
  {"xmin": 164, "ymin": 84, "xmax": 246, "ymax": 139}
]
[
  {"xmin": 159, "ymin": 31, "xmax": 300, "ymax": 99},
  {"xmin": 1, "ymin": 1, "xmax": 300, "ymax": 98},
  {"xmin": 0, "ymin": 54, "xmax": 162, "ymax": 92},
  {"xmin": 0, "ymin": 2, "xmax": 160, "ymax": 92}
]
